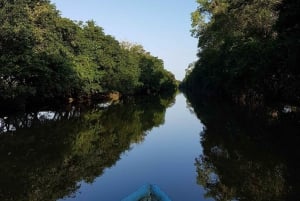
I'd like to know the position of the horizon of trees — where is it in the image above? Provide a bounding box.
[0,0,177,106]
[181,0,300,105]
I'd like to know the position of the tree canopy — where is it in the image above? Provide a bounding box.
[0,0,177,106]
[181,0,300,104]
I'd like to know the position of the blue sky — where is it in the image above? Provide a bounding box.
[50,0,198,80]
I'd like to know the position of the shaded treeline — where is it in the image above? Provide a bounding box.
[182,1,300,199]
[0,93,176,201]
[185,92,300,201]
[0,0,177,107]
[181,0,300,104]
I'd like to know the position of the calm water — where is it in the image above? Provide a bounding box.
[0,93,299,201]
[58,94,209,201]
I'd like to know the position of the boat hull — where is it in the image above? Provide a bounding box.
[121,184,172,201]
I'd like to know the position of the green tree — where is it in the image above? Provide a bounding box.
[0,0,177,107]
[0,0,79,103]
[184,0,299,104]
[272,0,300,101]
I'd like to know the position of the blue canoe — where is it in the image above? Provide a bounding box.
[121,184,172,201]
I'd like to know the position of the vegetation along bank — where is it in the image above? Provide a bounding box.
[181,0,299,105]
[0,0,177,109]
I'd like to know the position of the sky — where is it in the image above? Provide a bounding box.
[50,0,199,80]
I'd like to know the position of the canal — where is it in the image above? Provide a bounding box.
[0,93,298,201]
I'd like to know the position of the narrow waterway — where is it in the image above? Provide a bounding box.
[58,94,208,201]
[1,93,298,201]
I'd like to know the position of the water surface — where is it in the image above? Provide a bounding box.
[58,94,208,201]
[1,93,299,201]
[0,94,210,201]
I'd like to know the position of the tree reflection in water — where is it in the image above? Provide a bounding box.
[185,92,300,201]
[0,94,175,201]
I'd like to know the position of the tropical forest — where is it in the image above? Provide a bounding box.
[181,0,299,105]
[0,0,299,201]
[0,0,177,109]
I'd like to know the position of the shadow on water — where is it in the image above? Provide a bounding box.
[0,94,176,201]
[184,92,300,201]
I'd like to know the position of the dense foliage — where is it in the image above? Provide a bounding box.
[182,0,300,104]
[0,0,177,105]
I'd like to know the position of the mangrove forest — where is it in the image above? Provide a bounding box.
[0,0,177,109]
